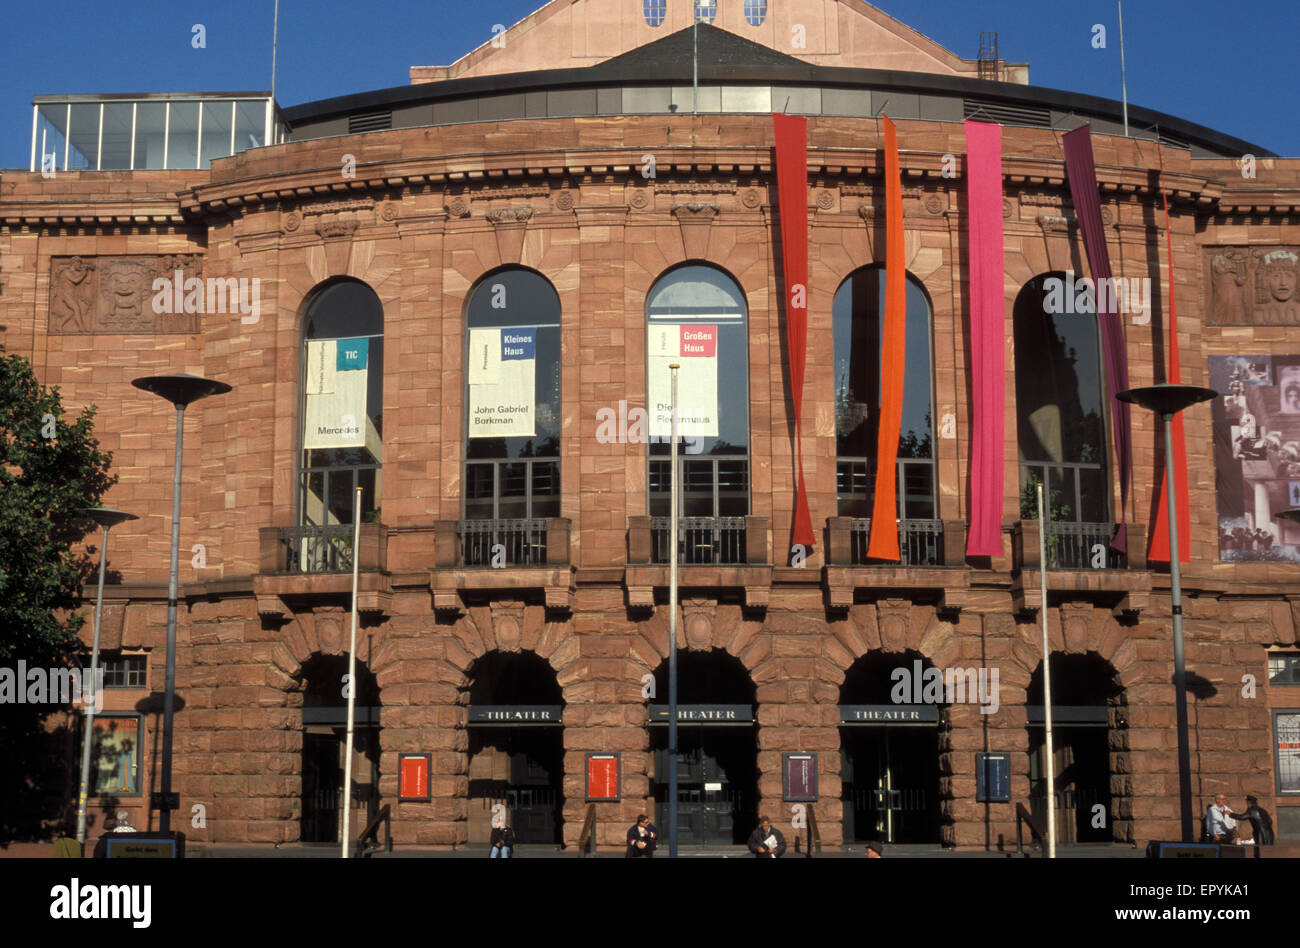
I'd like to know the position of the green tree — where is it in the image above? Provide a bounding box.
[0,347,114,669]
[0,348,114,844]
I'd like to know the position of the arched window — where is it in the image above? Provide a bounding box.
[464,268,562,535]
[694,0,716,25]
[832,266,936,525]
[643,0,666,27]
[743,0,767,27]
[647,264,749,560]
[298,280,383,566]
[1013,273,1109,525]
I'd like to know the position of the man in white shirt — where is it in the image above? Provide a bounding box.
[1206,794,1246,843]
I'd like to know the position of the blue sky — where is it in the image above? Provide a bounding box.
[1,0,1296,168]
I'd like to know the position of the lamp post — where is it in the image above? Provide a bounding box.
[73,506,137,846]
[132,373,232,834]
[1116,382,1216,842]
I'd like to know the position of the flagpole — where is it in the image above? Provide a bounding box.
[1038,482,1057,859]
[341,487,362,858]
[271,0,280,102]
[692,15,698,115]
[668,364,680,858]
[1117,1,1129,136]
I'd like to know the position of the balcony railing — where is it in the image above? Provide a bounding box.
[848,519,944,566]
[279,525,355,573]
[459,518,549,567]
[1042,521,1125,570]
[650,516,747,565]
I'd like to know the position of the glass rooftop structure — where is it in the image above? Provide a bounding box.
[29,93,288,172]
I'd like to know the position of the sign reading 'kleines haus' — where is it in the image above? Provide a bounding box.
[468,327,537,437]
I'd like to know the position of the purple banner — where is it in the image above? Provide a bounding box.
[1063,126,1132,552]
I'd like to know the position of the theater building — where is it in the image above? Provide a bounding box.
[4,0,1300,850]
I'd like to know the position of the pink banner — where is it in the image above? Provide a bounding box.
[964,121,1006,557]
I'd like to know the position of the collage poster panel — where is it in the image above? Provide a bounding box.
[92,716,140,795]
[648,324,719,438]
[1209,354,1300,561]
[303,337,370,449]
[468,327,536,437]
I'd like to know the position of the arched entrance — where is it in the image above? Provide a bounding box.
[648,649,758,846]
[1026,653,1123,843]
[465,651,564,846]
[298,654,381,844]
[839,651,943,844]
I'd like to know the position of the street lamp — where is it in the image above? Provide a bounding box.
[1116,382,1216,843]
[132,373,231,834]
[73,506,137,847]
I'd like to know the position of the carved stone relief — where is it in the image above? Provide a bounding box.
[1207,247,1300,325]
[49,255,203,334]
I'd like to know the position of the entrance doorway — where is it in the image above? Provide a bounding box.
[648,649,758,847]
[839,650,944,845]
[298,654,381,844]
[465,651,565,847]
[1026,653,1122,843]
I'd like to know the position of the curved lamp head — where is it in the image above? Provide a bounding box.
[131,373,232,407]
[1116,383,1217,416]
[1275,508,1300,526]
[75,507,138,530]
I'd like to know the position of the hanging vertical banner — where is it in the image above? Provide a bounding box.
[964,120,1007,558]
[304,337,369,449]
[1063,125,1132,552]
[468,327,536,438]
[773,113,816,549]
[867,115,906,561]
[648,323,719,437]
[1148,154,1191,563]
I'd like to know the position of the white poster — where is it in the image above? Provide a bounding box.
[304,338,371,449]
[469,327,536,437]
[648,324,718,438]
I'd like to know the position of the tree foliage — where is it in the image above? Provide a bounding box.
[0,347,114,669]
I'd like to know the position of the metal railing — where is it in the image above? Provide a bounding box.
[650,516,747,565]
[281,525,355,573]
[1042,521,1125,570]
[459,518,548,566]
[848,519,943,566]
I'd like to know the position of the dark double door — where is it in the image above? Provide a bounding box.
[652,727,757,846]
[468,727,563,845]
[301,726,381,844]
[1028,726,1113,843]
[842,726,940,844]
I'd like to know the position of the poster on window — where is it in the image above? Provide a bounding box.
[468,328,536,437]
[648,324,718,438]
[1276,712,1300,794]
[92,716,140,795]
[1209,355,1300,561]
[303,337,370,449]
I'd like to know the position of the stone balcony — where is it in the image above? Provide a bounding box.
[254,523,392,620]
[1009,519,1151,617]
[428,517,575,616]
[624,515,772,612]
[823,516,971,615]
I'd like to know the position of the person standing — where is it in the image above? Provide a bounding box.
[626,814,658,857]
[747,815,786,858]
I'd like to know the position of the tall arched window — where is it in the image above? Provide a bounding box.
[298,280,384,568]
[832,267,936,529]
[464,269,561,557]
[1013,272,1109,526]
[647,264,749,561]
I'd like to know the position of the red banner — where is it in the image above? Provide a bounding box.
[867,115,906,560]
[773,114,816,549]
[1149,151,1191,563]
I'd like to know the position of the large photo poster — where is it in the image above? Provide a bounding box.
[1210,355,1300,561]
[92,716,140,795]
[468,327,536,437]
[647,323,719,438]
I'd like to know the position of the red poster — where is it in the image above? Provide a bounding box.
[586,754,619,801]
[398,753,430,802]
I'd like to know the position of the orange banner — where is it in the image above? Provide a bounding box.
[867,116,906,560]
